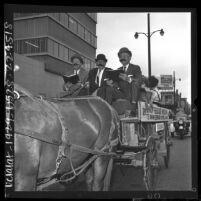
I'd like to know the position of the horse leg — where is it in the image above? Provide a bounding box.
[15,136,41,191]
[91,156,109,191]
[84,166,94,191]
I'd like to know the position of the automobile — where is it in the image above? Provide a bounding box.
[173,110,190,139]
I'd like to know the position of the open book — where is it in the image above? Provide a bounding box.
[104,69,124,82]
[63,74,79,84]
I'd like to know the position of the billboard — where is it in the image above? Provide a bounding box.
[138,102,169,122]
[158,75,173,89]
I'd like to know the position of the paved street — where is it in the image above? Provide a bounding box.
[154,135,192,191]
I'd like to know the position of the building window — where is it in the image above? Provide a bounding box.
[91,35,97,48]
[60,13,66,25]
[39,38,47,52]
[53,41,59,57]
[14,38,48,54]
[78,24,85,39]
[94,36,97,48]
[64,47,69,62]
[69,16,77,34]
[64,13,69,27]
[84,29,91,43]
[48,39,54,55]
[59,44,64,60]
[26,39,36,53]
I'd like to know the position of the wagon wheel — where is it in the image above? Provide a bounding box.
[103,157,114,191]
[143,136,158,191]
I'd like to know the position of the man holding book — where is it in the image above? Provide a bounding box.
[103,47,142,114]
[61,54,88,97]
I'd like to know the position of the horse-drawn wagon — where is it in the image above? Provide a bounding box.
[14,84,171,191]
[113,101,172,190]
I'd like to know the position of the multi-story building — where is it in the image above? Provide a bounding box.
[14,13,97,97]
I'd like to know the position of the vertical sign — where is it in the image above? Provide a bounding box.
[4,6,14,197]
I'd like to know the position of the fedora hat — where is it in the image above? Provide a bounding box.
[118,47,132,57]
[95,54,108,62]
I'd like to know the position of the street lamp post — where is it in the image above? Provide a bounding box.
[134,13,164,79]
[147,13,151,78]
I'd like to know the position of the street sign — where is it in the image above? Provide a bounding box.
[158,75,173,89]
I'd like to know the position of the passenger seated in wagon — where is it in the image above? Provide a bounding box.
[141,75,161,108]
[60,54,89,97]
[97,47,143,117]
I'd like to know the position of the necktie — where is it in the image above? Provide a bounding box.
[96,70,100,86]
[123,66,126,72]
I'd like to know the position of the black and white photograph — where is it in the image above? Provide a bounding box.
[4,4,198,199]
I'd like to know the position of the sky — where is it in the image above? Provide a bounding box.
[96,12,191,104]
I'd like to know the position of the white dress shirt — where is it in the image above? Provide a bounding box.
[96,68,105,87]
[123,63,129,72]
[74,69,80,75]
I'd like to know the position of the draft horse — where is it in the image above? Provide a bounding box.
[14,84,120,191]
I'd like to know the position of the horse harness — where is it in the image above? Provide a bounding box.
[14,89,118,189]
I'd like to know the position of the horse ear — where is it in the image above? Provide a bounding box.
[14,65,20,72]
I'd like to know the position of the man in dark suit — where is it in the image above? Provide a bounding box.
[87,54,111,97]
[103,47,142,109]
[60,54,88,97]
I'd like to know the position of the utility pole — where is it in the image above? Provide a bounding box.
[147,13,151,78]
[173,71,176,112]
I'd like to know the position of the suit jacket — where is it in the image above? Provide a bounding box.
[87,67,111,94]
[117,63,142,99]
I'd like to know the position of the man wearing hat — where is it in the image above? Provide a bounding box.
[103,47,142,111]
[61,53,88,97]
[87,54,111,96]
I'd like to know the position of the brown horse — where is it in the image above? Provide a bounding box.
[14,84,120,191]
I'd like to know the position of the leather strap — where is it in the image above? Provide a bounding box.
[15,128,62,146]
